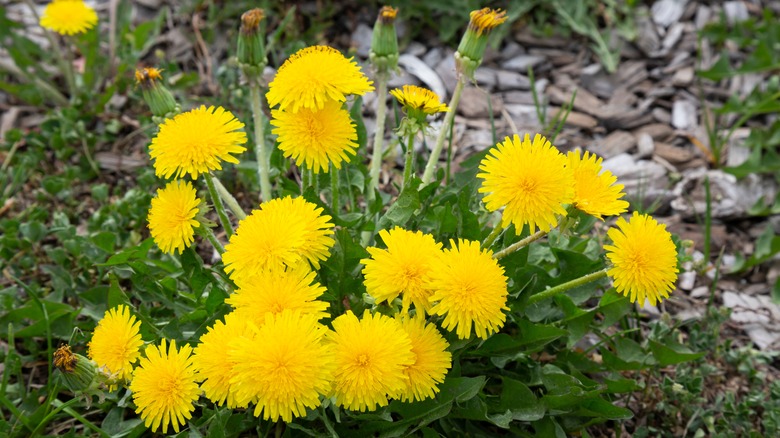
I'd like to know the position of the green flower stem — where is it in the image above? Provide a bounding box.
[22,0,77,99]
[204,173,234,239]
[422,79,465,184]
[211,176,247,220]
[526,269,609,306]
[367,71,389,201]
[331,164,340,214]
[402,131,416,189]
[493,229,548,260]
[197,225,226,254]
[481,223,504,249]
[250,84,273,202]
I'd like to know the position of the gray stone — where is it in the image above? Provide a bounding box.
[636,133,655,159]
[589,131,637,158]
[351,23,373,58]
[672,66,695,86]
[398,54,447,100]
[404,41,427,57]
[435,53,458,95]
[671,99,697,130]
[474,67,497,90]
[652,0,688,28]
[422,48,443,68]
[501,55,545,72]
[495,70,531,91]
[723,1,750,24]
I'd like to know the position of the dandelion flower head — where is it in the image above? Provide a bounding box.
[567,150,629,220]
[227,263,330,323]
[87,304,143,385]
[148,180,202,255]
[390,85,449,120]
[478,133,575,233]
[229,311,334,422]
[397,317,451,402]
[468,8,508,35]
[327,311,414,411]
[266,45,374,113]
[271,99,358,173]
[192,312,253,408]
[604,212,679,306]
[149,105,247,180]
[40,0,98,35]
[428,239,509,339]
[223,196,335,284]
[361,227,443,315]
[130,339,199,434]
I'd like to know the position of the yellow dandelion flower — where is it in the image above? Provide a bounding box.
[361,227,443,314]
[604,212,679,306]
[223,196,335,284]
[567,150,629,220]
[130,339,199,434]
[134,67,164,85]
[40,0,98,36]
[478,133,575,233]
[270,99,358,173]
[227,264,330,323]
[428,239,509,339]
[149,105,247,179]
[87,305,143,387]
[229,311,334,422]
[192,313,253,408]
[468,8,508,35]
[266,45,374,113]
[327,310,414,412]
[390,85,449,118]
[397,317,451,402]
[148,180,202,255]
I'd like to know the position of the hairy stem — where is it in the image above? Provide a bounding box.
[422,79,465,184]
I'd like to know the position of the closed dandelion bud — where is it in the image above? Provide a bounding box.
[369,6,399,72]
[135,67,179,119]
[237,8,267,76]
[54,345,98,393]
[455,8,507,80]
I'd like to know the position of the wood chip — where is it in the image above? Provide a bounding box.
[550,108,598,129]
[590,131,637,158]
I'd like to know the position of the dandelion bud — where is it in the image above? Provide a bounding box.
[54,345,98,393]
[369,6,399,73]
[135,67,179,118]
[237,8,267,75]
[455,8,507,80]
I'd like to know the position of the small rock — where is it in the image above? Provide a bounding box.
[671,99,697,130]
[636,13,662,55]
[554,110,598,129]
[501,41,524,59]
[422,48,443,68]
[474,67,497,90]
[690,286,710,299]
[351,23,373,58]
[694,5,712,29]
[602,153,669,190]
[398,54,447,100]
[654,142,694,164]
[501,54,545,72]
[636,133,655,159]
[725,128,751,167]
[590,131,637,158]
[495,70,531,91]
[672,66,694,86]
[458,87,503,119]
[678,271,696,291]
[662,22,685,50]
[634,123,674,141]
[652,107,672,124]
[502,91,535,105]
[387,71,420,90]
[670,168,779,219]
[723,1,749,24]
[404,41,427,57]
[652,0,688,28]
[504,104,540,129]
[435,53,458,95]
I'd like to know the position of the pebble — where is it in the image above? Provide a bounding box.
[636,133,655,159]
[590,130,637,158]
[351,23,373,58]
[501,55,545,72]
[495,70,531,91]
[723,1,750,24]
[652,107,672,124]
[474,67,497,90]
[398,54,447,100]
[671,99,697,130]
[652,0,688,28]
[404,41,427,57]
[435,53,458,95]
[672,66,695,86]
[459,87,503,119]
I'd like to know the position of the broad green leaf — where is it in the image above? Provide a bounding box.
[648,339,705,366]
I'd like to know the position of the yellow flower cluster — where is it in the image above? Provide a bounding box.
[268,45,373,173]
